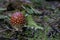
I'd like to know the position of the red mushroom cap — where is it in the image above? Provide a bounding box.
[10,12,25,25]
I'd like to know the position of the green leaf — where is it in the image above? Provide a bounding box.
[22,5,42,15]
[31,7,42,14]
[0,8,6,10]
[26,15,43,30]
[0,15,7,19]
[22,5,34,14]
[0,8,6,13]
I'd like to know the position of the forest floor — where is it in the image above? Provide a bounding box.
[0,0,60,40]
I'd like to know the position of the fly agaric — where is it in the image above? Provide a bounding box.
[10,12,25,31]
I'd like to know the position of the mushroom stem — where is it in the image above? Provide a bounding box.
[12,25,23,31]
